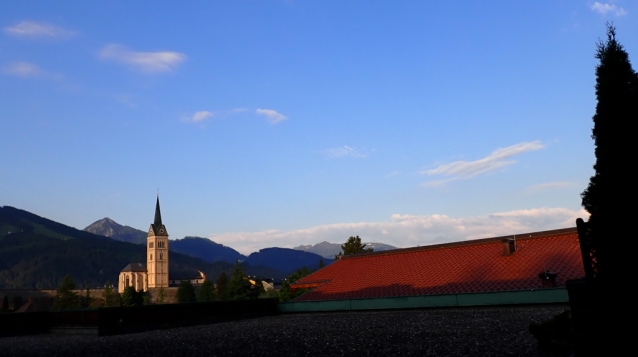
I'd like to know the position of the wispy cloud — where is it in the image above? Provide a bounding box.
[99,44,186,73]
[526,181,578,194]
[321,145,370,158]
[192,111,213,122]
[182,108,248,123]
[3,21,76,38]
[421,141,544,186]
[2,61,63,80]
[207,207,587,255]
[590,2,628,16]
[256,108,287,124]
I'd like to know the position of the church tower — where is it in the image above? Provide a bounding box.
[147,196,169,288]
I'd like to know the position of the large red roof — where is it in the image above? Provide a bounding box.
[291,228,584,302]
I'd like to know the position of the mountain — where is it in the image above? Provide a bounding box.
[293,241,398,259]
[84,218,147,245]
[85,220,246,264]
[170,236,246,263]
[244,248,332,274]
[0,206,287,288]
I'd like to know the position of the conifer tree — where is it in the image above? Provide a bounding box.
[157,286,165,304]
[197,280,216,302]
[224,261,252,300]
[318,259,325,269]
[102,281,119,307]
[121,286,144,306]
[177,280,197,303]
[334,236,373,260]
[1,295,8,312]
[215,271,229,300]
[82,286,94,308]
[279,267,312,302]
[52,274,80,310]
[581,23,638,283]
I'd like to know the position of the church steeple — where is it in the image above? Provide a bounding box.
[154,196,162,226]
[148,196,168,237]
[147,195,169,289]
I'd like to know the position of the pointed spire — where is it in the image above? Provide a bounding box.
[154,196,162,227]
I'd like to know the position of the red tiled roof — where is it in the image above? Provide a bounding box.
[291,228,584,302]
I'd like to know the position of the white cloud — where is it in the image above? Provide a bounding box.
[3,21,76,38]
[192,111,213,122]
[421,141,544,185]
[182,108,249,123]
[322,145,369,158]
[2,61,63,80]
[99,44,186,72]
[526,181,578,194]
[256,108,287,124]
[590,2,628,16]
[207,207,588,255]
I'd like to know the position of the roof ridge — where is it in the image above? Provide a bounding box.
[340,227,577,260]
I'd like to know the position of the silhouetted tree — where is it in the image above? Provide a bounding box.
[12,296,24,311]
[102,281,119,307]
[197,280,216,302]
[334,236,373,260]
[215,271,229,300]
[157,287,165,304]
[121,286,144,306]
[581,23,638,283]
[225,261,252,300]
[177,281,197,303]
[279,267,312,302]
[318,259,325,269]
[52,274,80,310]
[81,286,94,308]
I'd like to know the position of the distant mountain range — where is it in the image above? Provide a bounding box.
[0,206,286,289]
[244,248,333,273]
[293,241,398,259]
[83,218,331,272]
[170,236,246,264]
[84,218,147,244]
[0,207,402,288]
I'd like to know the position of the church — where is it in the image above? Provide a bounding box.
[118,197,205,293]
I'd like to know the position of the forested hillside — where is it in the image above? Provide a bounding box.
[0,206,286,288]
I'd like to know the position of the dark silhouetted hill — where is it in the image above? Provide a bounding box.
[244,248,332,274]
[0,206,286,288]
[170,236,246,263]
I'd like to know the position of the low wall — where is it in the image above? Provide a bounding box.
[279,288,569,313]
[0,289,110,311]
[0,287,186,311]
[0,298,279,337]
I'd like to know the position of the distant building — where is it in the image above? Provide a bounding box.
[290,228,584,301]
[118,197,205,293]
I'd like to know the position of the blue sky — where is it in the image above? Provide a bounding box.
[1,1,636,254]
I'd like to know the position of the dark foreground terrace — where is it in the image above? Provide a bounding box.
[0,305,565,357]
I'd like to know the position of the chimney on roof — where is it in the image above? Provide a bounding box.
[502,237,517,256]
[538,270,558,288]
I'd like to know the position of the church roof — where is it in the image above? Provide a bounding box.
[290,228,584,302]
[121,263,147,272]
[149,196,168,236]
[154,196,162,226]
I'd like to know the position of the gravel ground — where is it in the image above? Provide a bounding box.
[0,306,565,357]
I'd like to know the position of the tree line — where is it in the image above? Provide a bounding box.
[42,235,373,309]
